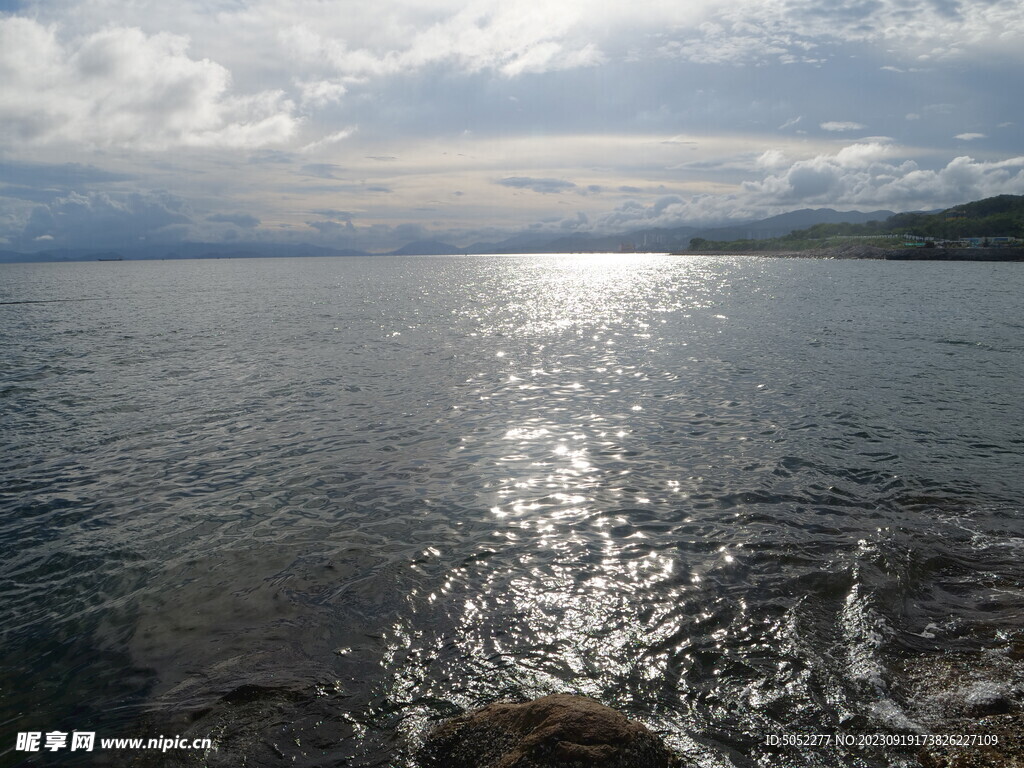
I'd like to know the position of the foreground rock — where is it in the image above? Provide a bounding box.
[417,694,683,768]
[895,649,1024,768]
[917,711,1024,768]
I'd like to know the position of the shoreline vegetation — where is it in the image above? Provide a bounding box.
[5,194,1024,264]
[675,194,1024,260]
[673,244,1024,260]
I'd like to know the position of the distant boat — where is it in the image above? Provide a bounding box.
[96,254,124,261]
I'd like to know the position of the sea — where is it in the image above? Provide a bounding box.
[1,253,1022,767]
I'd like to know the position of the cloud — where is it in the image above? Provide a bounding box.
[299,163,344,179]
[657,20,820,66]
[300,127,357,153]
[954,132,986,141]
[497,176,577,193]
[0,161,134,188]
[653,0,1024,65]
[309,209,353,220]
[3,0,1023,251]
[589,193,737,232]
[207,212,260,228]
[307,219,355,236]
[742,145,1024,208]
[575,145,1024,235]
[820,121,866,132]
[278,1,605,80]
[0,18,299,149]
[15,190,193,249]
[297,79,347,108]
[756,149,789,169]
[394,222,427,241]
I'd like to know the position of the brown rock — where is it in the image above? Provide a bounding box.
[917,711,1024,768]
[895,650,1024,768]
[417,694,683,768]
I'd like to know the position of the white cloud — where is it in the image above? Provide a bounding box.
[820,121,866,132]
[22,0,1024,86]
[578,144,1024,234]
[742,146,1024,209]
[3,0,1023,247]
[300,127,358,153]
[297,80,348,109]
[954,133,986,141]
[0,18,299,150]
[651,0,1024,66]
[277,0,604,80]
[757,149,789,169]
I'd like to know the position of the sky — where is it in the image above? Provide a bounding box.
[1,0,1023,252]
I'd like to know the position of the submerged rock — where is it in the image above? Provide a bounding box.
[916,711,1024,768]
[417,694,683,768]
[895,650,1024,768]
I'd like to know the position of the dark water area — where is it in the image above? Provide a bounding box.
[1,254,1022,767]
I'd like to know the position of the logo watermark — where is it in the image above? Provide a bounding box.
[15,731,214,753]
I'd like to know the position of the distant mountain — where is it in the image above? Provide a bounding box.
[465,227,700,254]
[463,209,897,254]
[153,242,369,259]
[3,199,1014,264]
[386,239,461,256]
[694,208,897,243]
[0,242,370,263]
[464,231,565,254]
[688,194,1024,252]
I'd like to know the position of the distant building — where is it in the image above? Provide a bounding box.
[960,236,1017,247]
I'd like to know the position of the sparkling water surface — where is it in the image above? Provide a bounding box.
[1,254,1022,767]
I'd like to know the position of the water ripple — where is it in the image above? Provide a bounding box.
[1,256,1022,767]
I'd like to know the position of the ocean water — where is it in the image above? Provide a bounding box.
[1,253,1022,767]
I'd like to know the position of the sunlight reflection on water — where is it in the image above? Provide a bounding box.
[2,255,1023,768]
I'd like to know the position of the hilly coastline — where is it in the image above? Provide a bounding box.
[2,195,1022,263]
[685,194,1024,259]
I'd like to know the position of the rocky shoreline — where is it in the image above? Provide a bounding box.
[679,245,1024,260]
[417,694,682,768]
